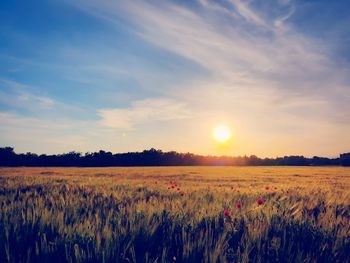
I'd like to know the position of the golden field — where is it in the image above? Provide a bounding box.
[0,167,350,262]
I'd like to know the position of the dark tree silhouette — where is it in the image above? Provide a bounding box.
[340,153,350,166]
[0,147,344,167]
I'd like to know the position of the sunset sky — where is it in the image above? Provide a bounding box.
[1,0,350,157]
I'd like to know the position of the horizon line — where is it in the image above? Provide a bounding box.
[2,146,348,160]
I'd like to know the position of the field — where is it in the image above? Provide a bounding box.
[0,167,350,263]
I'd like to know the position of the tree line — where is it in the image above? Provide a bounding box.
[1,147,349,166]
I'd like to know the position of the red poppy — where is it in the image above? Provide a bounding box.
[171,185,175,189]
[231,186,234,190]
[257,198,264,205]
[180,193,184,196]
[177,188,180,191]
[224,210,231,216]
[265,186,269,190]
[236,202,242,209]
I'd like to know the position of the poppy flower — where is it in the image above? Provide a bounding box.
[236,202,242,209]
[180,193,184,196]
[265,186,269,190]
[257,198,264,205]
[231,186,234,190]
[177,188,180,191]
[171,185,175,189]
[224,210,231,216]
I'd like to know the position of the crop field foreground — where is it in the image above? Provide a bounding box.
[0,167,350,263]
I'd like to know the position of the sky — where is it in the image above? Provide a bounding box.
[1,0,350,157]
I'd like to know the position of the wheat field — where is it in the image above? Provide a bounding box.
[0,167,349,262]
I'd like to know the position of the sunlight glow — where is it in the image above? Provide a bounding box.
[213,125,232,143]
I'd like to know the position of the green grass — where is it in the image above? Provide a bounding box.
[0,167,350,262]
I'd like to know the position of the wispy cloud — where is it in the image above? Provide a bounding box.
[0,111,118,154]
[0,78,92,119]
[72,0,338,84]
[98,98,191,129]
[67,0,350,156]
[229,0,269,28]
[73,0,349,109]
[1,0,349,156]
[0,111,87,153]
[0,79,54,110]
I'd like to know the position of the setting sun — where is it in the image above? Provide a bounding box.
[213,125,232,143]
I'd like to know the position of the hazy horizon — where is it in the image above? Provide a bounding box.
[1,0,350,157]
[2,145,346,159]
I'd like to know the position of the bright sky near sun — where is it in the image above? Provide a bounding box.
[1,0,350,157]
[213,126,232,143]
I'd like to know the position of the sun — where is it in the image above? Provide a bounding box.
[213,125,232,143]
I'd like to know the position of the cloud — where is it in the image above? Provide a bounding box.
[0,111,124,154]
[70,0,339,87]
[2,0,350,156]
[0,112,68,130]
[59,0,350,156]
[0,78,92,119]
[229,0,269,28]
[75,0,348,108]
[0,111,89,153]
[98,98,191,129]
[0,79,54,110]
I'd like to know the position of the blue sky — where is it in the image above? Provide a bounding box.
[1,0,350,157]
